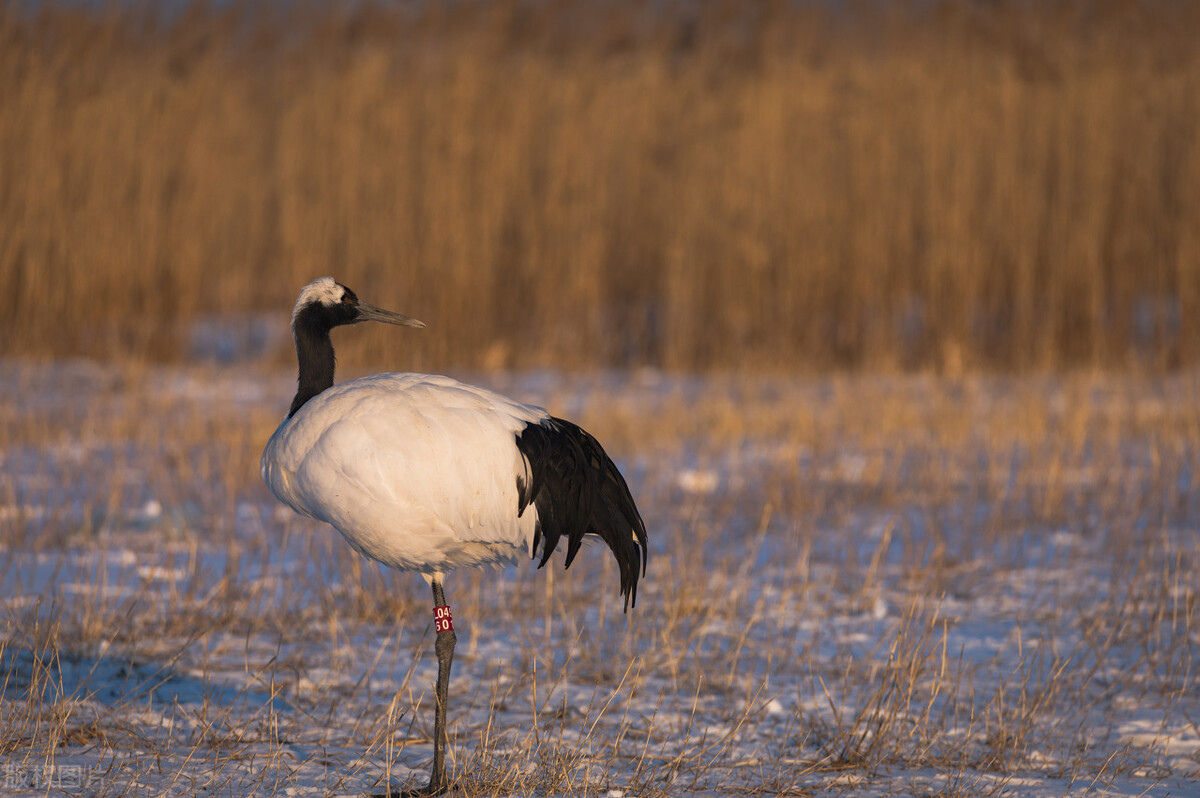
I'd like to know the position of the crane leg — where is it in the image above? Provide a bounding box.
[372,573,456,797]
[427,575,456,795]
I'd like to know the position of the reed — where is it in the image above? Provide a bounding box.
[2,0,1198,372]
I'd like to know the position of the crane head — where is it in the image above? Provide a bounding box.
[291,276,426,334]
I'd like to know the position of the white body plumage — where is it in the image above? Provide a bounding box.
[262,373,549,573]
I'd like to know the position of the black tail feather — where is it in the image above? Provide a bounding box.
[515,416,648,610]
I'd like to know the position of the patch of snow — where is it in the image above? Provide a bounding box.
[676,469,720,494]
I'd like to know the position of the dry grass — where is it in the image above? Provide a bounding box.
[3,0,1200,372]
[2,361,1198,794]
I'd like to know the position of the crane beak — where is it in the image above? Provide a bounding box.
[356,302,426,329]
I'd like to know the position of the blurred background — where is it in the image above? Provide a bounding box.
[2,0,1198,374]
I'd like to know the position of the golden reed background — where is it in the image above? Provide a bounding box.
[2,0,1199,372]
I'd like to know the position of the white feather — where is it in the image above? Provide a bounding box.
[262,373,549,573]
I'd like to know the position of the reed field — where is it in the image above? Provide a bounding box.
[2,1,1200,796]
[2,0,1200,372]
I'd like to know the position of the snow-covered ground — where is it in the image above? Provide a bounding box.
[2,360,1198,796]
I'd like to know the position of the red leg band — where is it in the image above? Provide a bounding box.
[434,604,453,633]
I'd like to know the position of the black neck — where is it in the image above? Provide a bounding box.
[289,312,336,418]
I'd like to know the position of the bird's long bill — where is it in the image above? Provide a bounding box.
[357,302,426,329]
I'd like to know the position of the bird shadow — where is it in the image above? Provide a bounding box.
[1,644,280,712]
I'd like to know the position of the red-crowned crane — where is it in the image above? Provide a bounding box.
[261,277,647,796]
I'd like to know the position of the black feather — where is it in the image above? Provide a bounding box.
[514,417,648,610]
